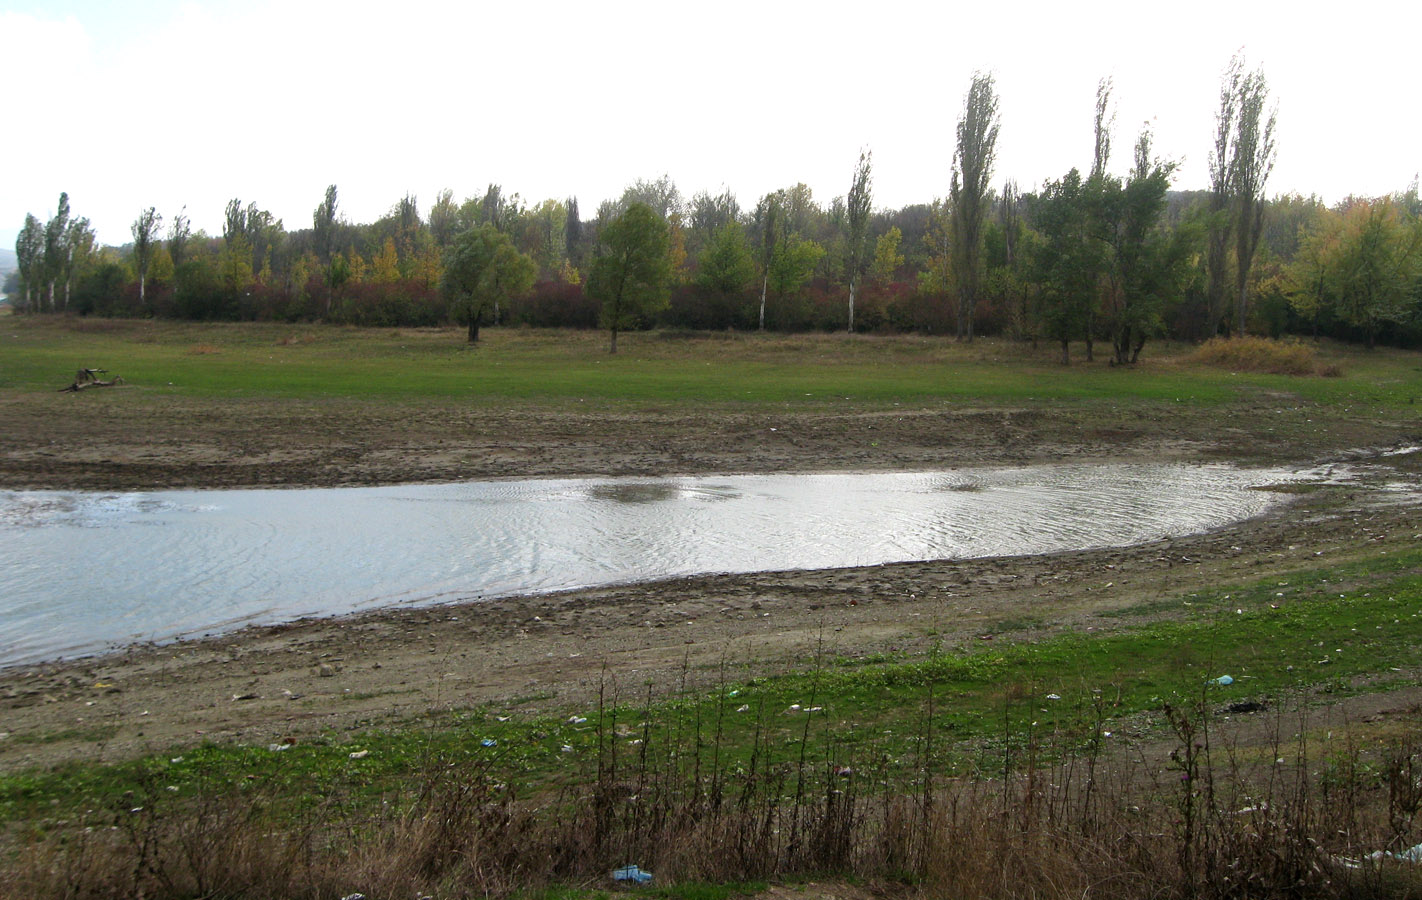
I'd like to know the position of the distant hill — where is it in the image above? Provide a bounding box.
[0,247,15,269]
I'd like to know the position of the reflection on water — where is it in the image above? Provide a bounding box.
[587,482,682,504]
[0,464,1304,665]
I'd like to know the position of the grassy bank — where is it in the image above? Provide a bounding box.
[3,317,1419,409]
[3,549,1421,898]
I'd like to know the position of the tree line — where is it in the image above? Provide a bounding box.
[9,58,1422,356]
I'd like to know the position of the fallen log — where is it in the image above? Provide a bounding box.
[60,375,124,392]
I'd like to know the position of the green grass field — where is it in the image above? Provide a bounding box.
[4,317,1420,410]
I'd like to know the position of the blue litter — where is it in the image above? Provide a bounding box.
[612,865,654,884]
[481,738,497,747]
[1212,675,1234,686]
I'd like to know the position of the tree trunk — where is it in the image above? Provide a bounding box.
[139,273,146,305]
[610,325,619,354]
[848,278,856,333]
[1085,335,1094,362]
[467,317,480,343]
[759,274,768,331]
[1060,339,1070,365]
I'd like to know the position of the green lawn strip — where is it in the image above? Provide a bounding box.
[5,320,1419,408]
[3,559,1419,831]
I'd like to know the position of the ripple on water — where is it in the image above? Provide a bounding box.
[0,463,1311,665]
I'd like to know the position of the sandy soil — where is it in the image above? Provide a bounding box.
[1,391,1419,773]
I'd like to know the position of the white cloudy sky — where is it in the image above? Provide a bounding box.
[3,0,1419,249]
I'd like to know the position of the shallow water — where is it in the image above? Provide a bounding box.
[0,464,1299,664]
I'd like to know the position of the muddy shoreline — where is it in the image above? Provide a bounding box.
[1,393,1419,773]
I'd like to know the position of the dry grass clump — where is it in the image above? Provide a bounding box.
[185,343,222,355]
[1190,336,1342,377]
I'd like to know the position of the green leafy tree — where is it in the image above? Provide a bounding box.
[1321,200,1421,347]
[440,224,536,343]
[313,184,339,264]
[1098,130,1198,364]
[131,207,162,305]
[428,188,460,249]
[1229,58,1277,336]
[167,209,191,269]
[844,150,873,332]
[14,214,43,311]
[695,221,756,298]
[753,193,785,330]
[950,72,1001,341]
[1205,59,1240,336]
[766,234,826,318]
[1033,169,1103,364]
[587,203,671,353]
[42,192,70,311]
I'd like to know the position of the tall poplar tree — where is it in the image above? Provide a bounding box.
[1205,58,1240,336]
[313,184,339,264]
[15,215,43,311]
[1230,60,1277,336]
[42,193,70,312]
[131,208,162,305]
[844,149,873,333]
[950,72,1001,341]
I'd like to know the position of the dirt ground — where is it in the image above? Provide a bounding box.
[1,390,1420,773]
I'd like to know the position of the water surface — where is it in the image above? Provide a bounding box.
[0,464,1298,664]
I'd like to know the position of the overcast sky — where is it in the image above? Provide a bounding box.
[4,0,1419,249]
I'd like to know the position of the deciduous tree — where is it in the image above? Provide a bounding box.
[950,73,1001,341]
[1033,169,1102,364]
[1229,58,1277,336]
[695,221,756,299]
[587,203,671,353]
[844,150,873,332]
[440,224,536,343]
[131,207,162,305]
[313,184,339,264]
[1205,58,1240,336]
[42,192,70,311]
[14,214,43,311]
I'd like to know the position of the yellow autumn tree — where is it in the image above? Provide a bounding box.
[371,237,401,284]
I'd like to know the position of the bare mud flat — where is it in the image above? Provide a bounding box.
[0,393,1419,772]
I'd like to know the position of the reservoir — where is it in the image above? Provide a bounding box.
[0,464,1299,665]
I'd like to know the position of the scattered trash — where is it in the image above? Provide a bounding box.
[348,750,369,760]
[561,744,574,753]
[737,704,750,712]
[612,865,654,884]
[341,894,368,900]
[834,766,853,777]
[1337,842,1422,868]
[231,692,259,701]
[1045,693,1061,700]
[481,738,497,747]
[269,743,291,752]
[568,715,587,724]
[1377,843,1422,863]
[1211,675,1234,686]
